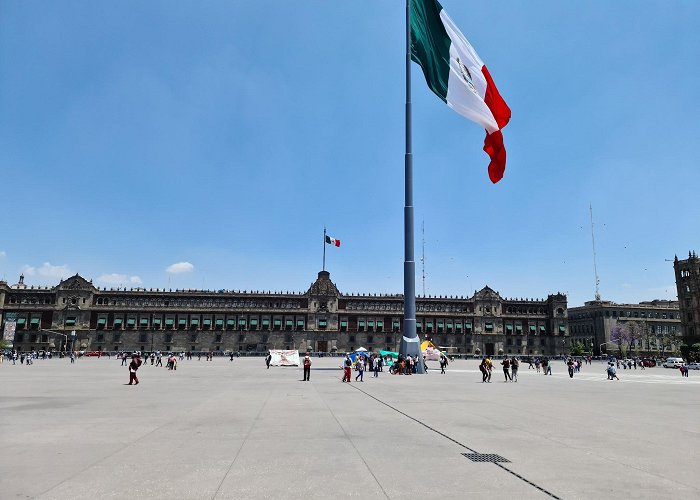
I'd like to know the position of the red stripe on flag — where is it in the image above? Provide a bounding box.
[481,65,511,130]
[335,240,341,247]
[483,130,506,184]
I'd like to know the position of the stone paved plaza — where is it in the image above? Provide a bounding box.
[1,356,698,499]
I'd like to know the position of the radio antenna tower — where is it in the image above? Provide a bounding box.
[590,204,601,301]
[421,219,426,296]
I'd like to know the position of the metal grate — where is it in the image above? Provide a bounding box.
[462,453,510,463]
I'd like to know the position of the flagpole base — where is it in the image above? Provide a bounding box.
[400,335,425,374]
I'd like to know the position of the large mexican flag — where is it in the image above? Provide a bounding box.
[410,0,511,183]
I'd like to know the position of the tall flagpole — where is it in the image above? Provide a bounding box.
[401,0,424,373]
[323,227,327,271]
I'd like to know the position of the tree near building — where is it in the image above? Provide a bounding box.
[610,324,629,357]
[626,321,645,356]
[569,341,585,356]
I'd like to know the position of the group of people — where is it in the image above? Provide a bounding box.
[527,357,554,375]
[340,352,391,382]
[479,356,521,382]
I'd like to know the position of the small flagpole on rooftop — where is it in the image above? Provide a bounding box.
[401,0,424,373]
[323,227,327,272]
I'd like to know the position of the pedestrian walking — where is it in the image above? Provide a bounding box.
[501,357,512,382]
[302,354,312,381]
[479,358,489,383]
[70,351,75,364]
[342,354,352,382]
[567,358,575,378]
[511,357,519,382]
[128,354,142,385]
[439,354,448,374]
[486,356,493,382]
[265,352,272,369]
[355,356,365,382]
[373,355,380,377]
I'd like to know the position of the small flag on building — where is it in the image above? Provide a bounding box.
[410,0,511,183]
[325,235,341,247]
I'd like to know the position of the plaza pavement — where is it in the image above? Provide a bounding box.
[1,356,698,499]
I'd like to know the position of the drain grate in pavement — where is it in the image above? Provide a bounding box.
[462,453,510,463]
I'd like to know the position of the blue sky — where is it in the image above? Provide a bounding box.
[1,0,698,307]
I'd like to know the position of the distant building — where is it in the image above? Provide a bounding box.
[674,251,700,346]
[568,299,680,356]
[0,272,569,356]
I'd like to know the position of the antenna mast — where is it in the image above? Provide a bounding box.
[590,204,601,301]
[421,219,426,296]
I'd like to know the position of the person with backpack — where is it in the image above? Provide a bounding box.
[342,354,352,382]
[479,358,489,383]
[501,357,512,382]
[439,354,448,374]
[511,357,519,382]
[302,354,312,381]
[127,354,142,385]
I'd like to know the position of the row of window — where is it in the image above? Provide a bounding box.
[94,315,309,331]
[570,324,678,335]
[93,297,303,309]
[572,310,677,320]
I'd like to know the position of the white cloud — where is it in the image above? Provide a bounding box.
[646,285,677,300]
[22,262,72,279]
[166,262,194,274]
[0,251,6,258]
[97,273,143,285]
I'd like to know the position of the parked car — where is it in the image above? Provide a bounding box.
[662,357,685,368]
[641,358,656,368]
[687,362,700,370]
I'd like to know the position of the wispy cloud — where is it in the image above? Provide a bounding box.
[166,261,194,274]
[0,251,6,258]
[22,262,72,280]
[97,273,142,285]
[646,285,677,299]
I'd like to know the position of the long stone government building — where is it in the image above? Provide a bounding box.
[1,272,569,356]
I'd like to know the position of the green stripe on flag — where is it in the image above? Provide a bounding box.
[410,0,450,102]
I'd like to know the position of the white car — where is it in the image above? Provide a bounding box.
[687,362,700,370]
[662,357,685,368]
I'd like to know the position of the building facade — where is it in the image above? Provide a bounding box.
[1,272,569,356]
[568,299,681,356]
[674,251,700,346]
